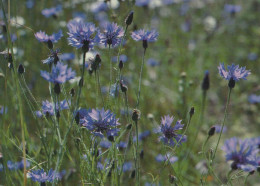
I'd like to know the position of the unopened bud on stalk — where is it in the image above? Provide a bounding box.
[208,126,216,137]
[202,70,210,91]
[125,11,134,26]
[18,64,25,74]
[132,109,140,122]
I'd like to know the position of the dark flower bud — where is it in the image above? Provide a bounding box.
[54,54,59,65]
[91,54,102,72]
[249,170,255,175]
[47,40,53,49]
[18,64,25,74]
[140,149,144,159]
[126,123,132,130]
[54,83,61,94]
[130,170,135,178]
[231,162,238,170]
[119,60,124,70]
[95,54,102,64]
[75,112,80,125]
[56,110,60,119]
[79,78,84,87]
[108,135,114,142]
[228,78,235,89]
[208,126,216,137]
[82,40,89,53]
[70,88,75,97]
[169,174,176,184]
[201,71,210,91]
[120,80,128,93]
[132,109,140,122]
[143,40,148,49]
[125,11,134,26]
[189,107,195,118]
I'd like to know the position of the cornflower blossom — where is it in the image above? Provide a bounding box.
[90,1,108,13]
[133,130,150,142]
[248,94,260,104]
[80,108,120,139]
[42,49,60,65]
[135,0,150,7]
[41,5,62,18]
[157,115,187,147]
[35,30,63,43]
[40,62,76,84]
[131,29,158,48]
[224,4,241,14]
[99,22,124,48]
[0,159,30,171]
[28,169,60,183]
[155,154,178,164]
[35,100,70,118]
[59,53,75,61]
[121,162,133,172]
[99,140,112,148]
[146,58,159,67]
[117,141,127,150]
[218,63,251,81]
[67,20,99,52]
[222,137,259,172]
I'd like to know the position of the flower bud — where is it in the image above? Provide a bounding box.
[75,112,80,125]
[120,80,128,93]
[79,78,84,87]
[189,107,195,118]
[130,170,135,178]
[201,71,210,91]
[208,126,215,137]
[169,174,176,184]
[132,109,140,122]
[126,123,132,130]
[70,88,75,97]
[119,60,124,70]
[47,40,53,49]
[125,11,134,26]
[140,149,144,159]
[54,83,61,94]
[18,64,25,74]
[228,78,235,89]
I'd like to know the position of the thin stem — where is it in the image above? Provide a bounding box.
[212,88,232,161]
[136,48,146,108]
[107,45,112,105]
[96,69,105,107]
[135,120,140,186]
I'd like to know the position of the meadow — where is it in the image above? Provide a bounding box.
[0,0,260,185]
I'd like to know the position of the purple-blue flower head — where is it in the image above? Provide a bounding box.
[131,29,158,48]
[224,4,241,14]
[41,62,76,84]
[157,115,187,147]
[218,63,251,81]
[42,5,62,18]
[248,94,260,104]
[28,169,60,183]
[67,20,99,52]
[122,162,133,172]
[91,1,108,13]
[42,49,60,65]
[100,140,112,148]
[117,141,127,150]
[35,99,70,118]
[80,108,120,139]
[146,58,159,67]
[135,0,150,7]
[112,54,127,63]
[60,53,75,61]
[155,154,178,164]
[133,130,150,142]
[222,137,259,172]
[99,22,124,48]
[35,30,63,43]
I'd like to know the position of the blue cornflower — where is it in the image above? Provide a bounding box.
[222,137,259,171]
[155,154,178,164]
[224,4,241,14]
[41,62,76,84]
[35,99,70,118]
[42,49,60,65]
[117,141,127,150]
[214,125,227,133]
[250,137,260,150]
[42,5,62,18]
[67,20,99,52]
[26,0,34,9]
[35,30,63,43]
[135,0,150,7]
[248,94,260,104]
[122,162,133,172]
[131,29,158,48]
[60,53,75,61]
[100,140,112,148]
[112,54,127,63]
[157,115,187,147]
[28,169,60,183]
[99,22,124,48]
[146,58,159,67]
[133,130,150,142]
[80,108,120,139]
[0,106,7,114]
[218,63,251,82]
[90,1,108,13]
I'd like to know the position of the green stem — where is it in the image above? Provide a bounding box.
[135,120,140,186]
[136,49,146,108]
[212,88,232,161]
